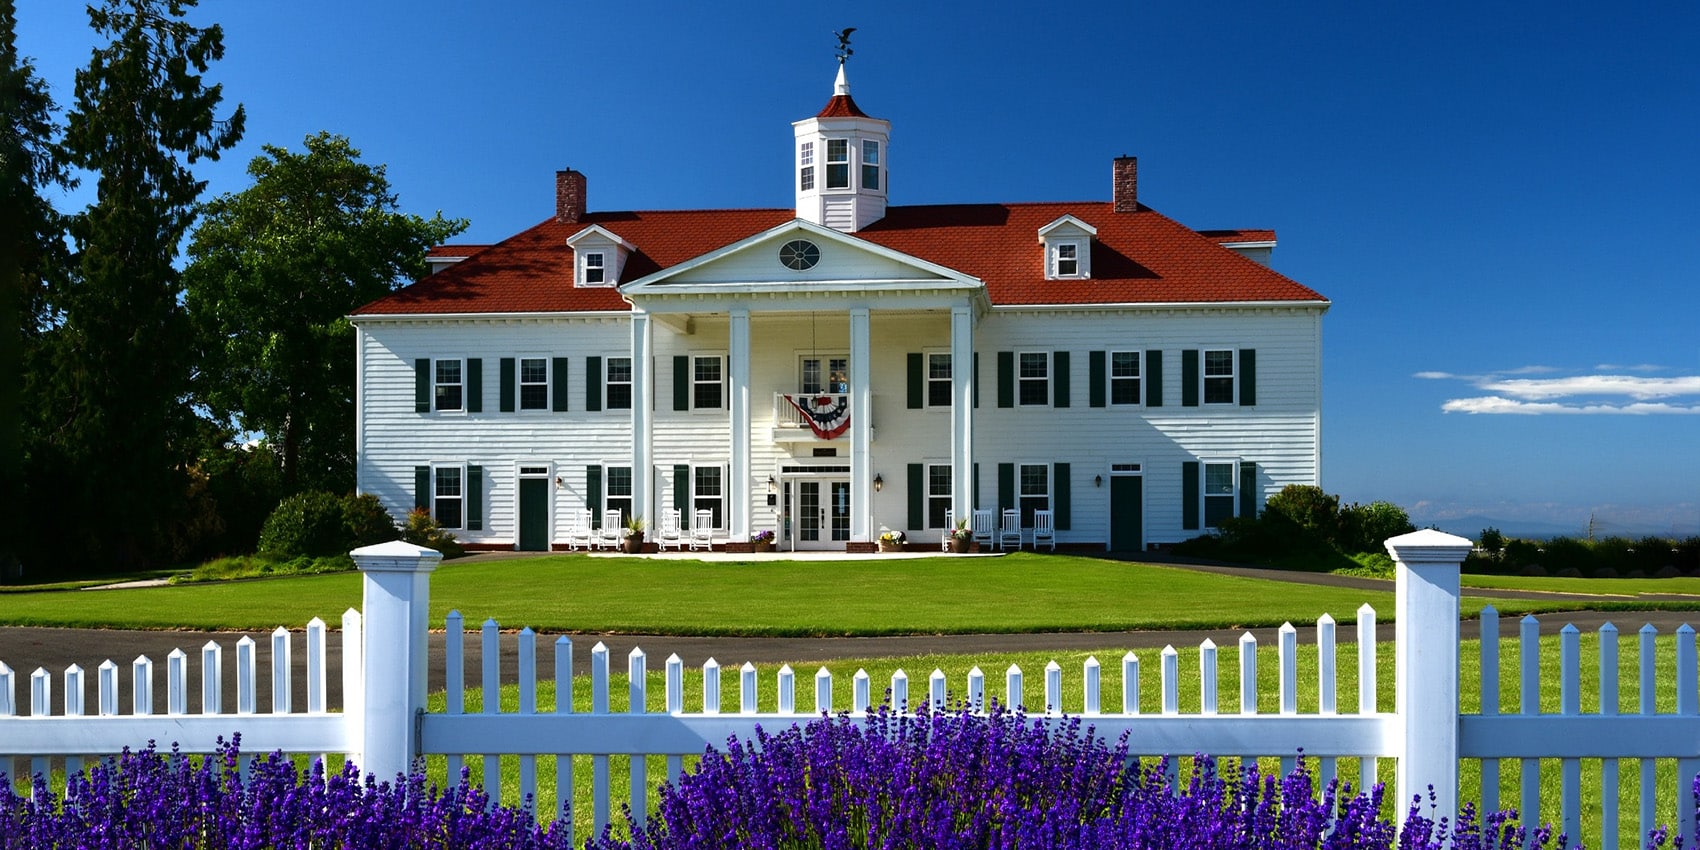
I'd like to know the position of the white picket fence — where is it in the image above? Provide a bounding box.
[3,532,1699,850]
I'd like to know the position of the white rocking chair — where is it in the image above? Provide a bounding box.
[598,509,623,550]
[998,508,1023,551]
[941,509,954,552]
[657,508,685,551]
[566,508,594,551]
[971,509,996,551]
[1031,509,1056,552]
[689,509,715,551]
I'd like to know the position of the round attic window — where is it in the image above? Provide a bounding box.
[778,239,821,271]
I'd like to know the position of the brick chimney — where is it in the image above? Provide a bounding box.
[555,169,586,223]
[1112,156,1138,213]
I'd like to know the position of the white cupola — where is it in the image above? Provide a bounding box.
[792,61,890,232]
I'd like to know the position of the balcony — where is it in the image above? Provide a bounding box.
[771,392,868,443]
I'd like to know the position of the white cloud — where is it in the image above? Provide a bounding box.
[1442,396,1700,415]
[1421,364,1700,415]
[1595,363,1665,373]
[1413,371,1455,380]
[1477,375,1700,401]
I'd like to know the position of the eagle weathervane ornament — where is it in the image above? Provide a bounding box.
[834,28,855,64]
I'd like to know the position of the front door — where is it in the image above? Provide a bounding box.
[1109,474,1143,553]
[518,477,550,551]
[793,478,851,550]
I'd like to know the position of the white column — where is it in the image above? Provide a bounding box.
[849,307,872,542]
[630,312,653,526]
[728,308,752,540]
[1387,528,1471,831]
[351,540,441,780]
[950,305,974,523]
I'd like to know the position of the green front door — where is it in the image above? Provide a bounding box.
[1109,475,1143,552]
[518,478,549,551]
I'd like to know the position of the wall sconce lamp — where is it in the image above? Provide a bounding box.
[873,473,884,492]
[767,475,776,493]
[1095,475,1103,487]
[555,476,563,487]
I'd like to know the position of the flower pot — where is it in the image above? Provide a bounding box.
[878,540,899,553]
[752,539,774,553]
[949,537,971,554]
[621,534,645,554]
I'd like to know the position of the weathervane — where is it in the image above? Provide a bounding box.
[834,28,856,65]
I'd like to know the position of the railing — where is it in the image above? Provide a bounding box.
[771,392,850,436]
[4,533,1700,850]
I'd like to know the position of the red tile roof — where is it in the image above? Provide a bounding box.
[426,244,491,259]
[1196,229,1275,245]
[355,203,1325,316]
[815,94,870,118]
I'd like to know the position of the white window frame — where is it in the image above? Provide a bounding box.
[692,353,725,412]
[580,251,606,286]
[1203,348,1236,405]
[604,464,633,525]
[693,464,725,529]
[518,356,550,411]
[432,463,465,530]
[861,139,881,191]
[825,139,850,189]
[433,358,464,413]
[1017,351,1050,407]
[1017,463,1050,527]
[1203,459,1238,529]
[926,462,952,529]
[1051,240,1084,278]
[799,141,815,191]
[606,356,633,410]
[926,351,952,408]
[1109,350,1141,406]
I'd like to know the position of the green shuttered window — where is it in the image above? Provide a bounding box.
[552,357,570,411]
[1053,462,1071,530]
[1053,351,1070,407]
[907,463,925,530]
[673,355,690,411]
[907,353,924,409]
[1181,350,1199,407]
[1182,461,1200,530]
[414,360,430,412]
[1089,351,1106,408]
[585,356,603,412]
[1239,349,1256,406]
[499,358,516,412]
[466,359,482,412]
[996,352,1015,408]
[1146,350,1163,407]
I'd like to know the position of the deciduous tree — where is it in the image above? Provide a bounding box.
[185,132,466,492]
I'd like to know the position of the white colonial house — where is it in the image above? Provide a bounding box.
[351,63,1329,553]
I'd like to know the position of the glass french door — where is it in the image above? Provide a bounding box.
[801,356,849,394]
[793,478,851,550]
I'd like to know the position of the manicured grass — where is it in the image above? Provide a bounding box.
[0,552,1672,634]
[1463,573,1700,597]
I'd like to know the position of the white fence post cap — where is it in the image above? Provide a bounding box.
[351,540,443,572]
[1384,528,1473,563]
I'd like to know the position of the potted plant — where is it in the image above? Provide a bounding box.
[877,527,906,553]
[750,529,776,552]
[949,519,973,553]
[621,515,647,554]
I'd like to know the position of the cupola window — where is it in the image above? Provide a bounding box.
[799,142,815,191]
[861,140,880,190]
[825,139,850,189]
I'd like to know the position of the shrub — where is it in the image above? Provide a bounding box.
[1264,484,1340,542]
[1337,501,1415,555]
[402,507,464,558]
[256,490,349,558]
[343,492,399,548]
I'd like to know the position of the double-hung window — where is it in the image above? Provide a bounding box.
[434,359,463,411]
[582,251,605,285]
[861,140,880,190]
[1110,351,1140,405]
[606,356,632,409]
[927,353,952,407]
[1054,242,1080,277]
[825,139,850,189]
[434,466,463,529]
[1018,464,1049,526]
[605,466,633,525]
[1204,462,1236,528]
[519,358,548,410]
[927,464,952,528]
[1017,352,1049,406]
[799,141,815,191]
[1203,349,1235,404]
[694,355,724,410]
[694,466,724,528]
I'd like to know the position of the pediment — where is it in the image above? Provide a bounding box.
[621,219,980,296]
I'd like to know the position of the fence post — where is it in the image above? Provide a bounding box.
[1386,528,1472,829]
[351,540,442,781]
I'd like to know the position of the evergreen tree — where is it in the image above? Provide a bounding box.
[186,133,466,493]
[38,0,243,571]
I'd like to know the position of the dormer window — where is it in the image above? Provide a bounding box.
[567,224,636,288]
[582,252,605,284]
[825,139,850,189]
[799,142,815,191]
[1038,215,1098,280]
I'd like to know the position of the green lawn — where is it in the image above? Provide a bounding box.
[0,552,1682,634]
[1463,572,1700,597]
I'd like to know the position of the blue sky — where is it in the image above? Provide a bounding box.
[18,0,1700,537]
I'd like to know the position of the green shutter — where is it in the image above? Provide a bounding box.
[1239,349,1257,406]
[907,463,924,530]
[415,359,430,412]
[972,352,980,408]
[585,356,602,412]
[997,352,1014,408]
[1182,461,1200,530]
[674,465,691,528]
[1181,350,1199,407]
[552,357,570,412]
[1053,462,1071,530]
[1240,461,1257,518]
[1089,351,1106,408]
[499,358,515,412]
[1146,350,1163,407]
[467,359,483,412]
[414,466,431,511]
[907,353,924,409]
[673,356,690,411]
[973,463,980,510]
[1053,351,1070,408]
[466,465,483,530]
[586,466,602,525]
[998,463,1015,513]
